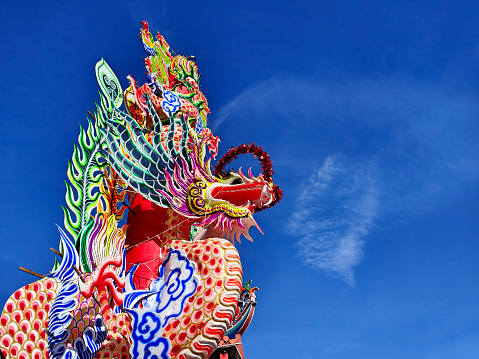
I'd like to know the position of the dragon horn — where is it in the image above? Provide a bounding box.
[248,167,256,180]
[238,167,253,183]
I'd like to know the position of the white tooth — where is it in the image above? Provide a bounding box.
[261,184,268,197]
[265,195,273,206]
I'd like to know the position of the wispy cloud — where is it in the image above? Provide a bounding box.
[212,78,331,131]
[213,74,479,283]
[289,155,378,285]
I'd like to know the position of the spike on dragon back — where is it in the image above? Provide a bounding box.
[0,22,282,359]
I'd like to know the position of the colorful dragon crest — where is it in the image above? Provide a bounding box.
[0,22,282,359]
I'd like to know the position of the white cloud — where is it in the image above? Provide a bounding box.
[212,77,331,131]
[289,155,378,285]
[214,74,479,283]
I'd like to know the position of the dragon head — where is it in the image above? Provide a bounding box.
[160,138,277,243]
[96,22,282,244]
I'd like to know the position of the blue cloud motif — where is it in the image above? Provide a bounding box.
[161,90,181,114]
[142,249,198,327]
[136,312,161,342]
[127,309,170,359]
[121,249,198,358]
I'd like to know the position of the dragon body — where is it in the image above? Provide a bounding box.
[0,22,281,359]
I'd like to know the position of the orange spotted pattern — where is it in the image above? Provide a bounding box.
[0,278,59,359]
[1,238,242,359]
[0,276,132,359]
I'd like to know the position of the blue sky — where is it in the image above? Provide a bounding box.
[1,1,478,358]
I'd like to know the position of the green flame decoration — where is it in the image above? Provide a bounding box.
[62,59,123,244]
[61,120,107,243]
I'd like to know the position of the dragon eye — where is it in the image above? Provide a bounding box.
[231,178,243,185]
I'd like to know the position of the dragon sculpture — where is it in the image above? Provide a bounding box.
[0,22,282,359]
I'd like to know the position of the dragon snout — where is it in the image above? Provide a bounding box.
[209,181,274,211]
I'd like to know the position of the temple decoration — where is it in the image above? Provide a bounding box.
[0,21,282,359]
